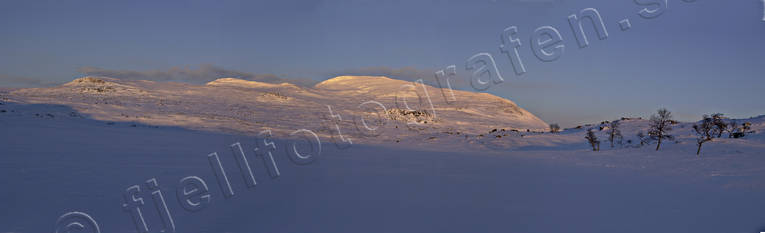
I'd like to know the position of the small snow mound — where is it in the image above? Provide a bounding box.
[206,78,298,89]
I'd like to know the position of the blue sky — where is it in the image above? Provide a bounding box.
[1,0,764,126]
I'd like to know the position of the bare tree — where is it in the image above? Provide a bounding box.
[693,115,714,156]
[585,129,600,151]
[549,123,561,133]
[607,121,622,148]
[711,113,727,138]
[725,120,738,138]
[648,108,674,151]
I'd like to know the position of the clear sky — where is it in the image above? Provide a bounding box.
[1,0,764,127]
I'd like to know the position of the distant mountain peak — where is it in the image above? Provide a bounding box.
[64,76,118,86]
[316,75,396,84]
[206,78,299,89]
[318,75,396,84]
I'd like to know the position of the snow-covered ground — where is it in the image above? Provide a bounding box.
[1,77,765,233]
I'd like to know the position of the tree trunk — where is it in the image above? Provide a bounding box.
[656,137,662,151]
[609,134,614,148]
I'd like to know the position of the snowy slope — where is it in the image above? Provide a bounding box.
[5,76,548,150]
[3,76,765,180]
[4,76,765,160]
[2,102,765,233]
[4,78,765,233]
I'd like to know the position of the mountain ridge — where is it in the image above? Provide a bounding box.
[4,75,550,149]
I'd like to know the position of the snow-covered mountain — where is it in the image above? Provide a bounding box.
[4,75,764,157]
[3,76,765,233]
[3,76,548,149]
